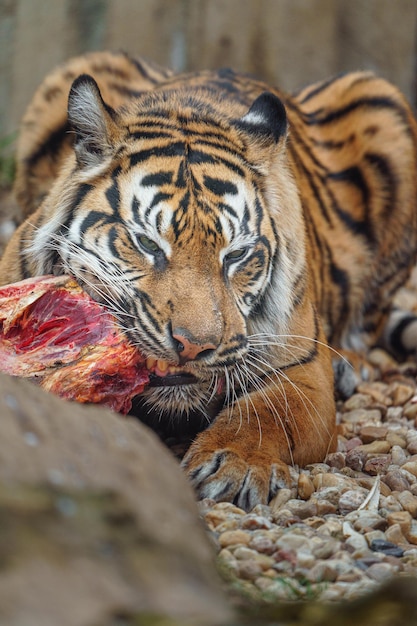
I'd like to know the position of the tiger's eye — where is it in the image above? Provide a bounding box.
[137,234,160,254]
[225,248,247,262]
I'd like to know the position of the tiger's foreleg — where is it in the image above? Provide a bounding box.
[182,343,337,511]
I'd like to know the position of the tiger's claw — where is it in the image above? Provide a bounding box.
[181,446,290,511]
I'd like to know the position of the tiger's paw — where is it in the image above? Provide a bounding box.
[181,444,290,511]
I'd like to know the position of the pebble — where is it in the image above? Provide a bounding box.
[396,490,417,517]
[359,426,388,443]
[297,473,314,500]
[390,383,415,406]
[390,444,408,465]
[218,529,251,548]
[406,520,417,544]
[402,462,417,479]
[364,455,391,475]
[241,514,273,530]
[404,403,417,419]
[326,451,346,469]
[269,488,292,511]
[386,432,407,448]
[338,489,367,514]
[343,393,373,411]
[407,432,417,455]
[386,510,412,535]
[384,524,409,546]
[366,562,395,581]
[383,469,411,492]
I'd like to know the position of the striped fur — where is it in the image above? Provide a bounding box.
[1,51,416,509]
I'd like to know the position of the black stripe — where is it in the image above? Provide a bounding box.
[131,130,174,140]
[189,150,245,177]
[59,183,93,234]
[303,96,409,127]
[204,176,238,196]
[130,56,161,83]
[289,144,332,226]
[365,152,396,221]
[295,72,350,104]
[326,165,376,243]
[130,142,186,165]
[25,122,70,170]
[389,314,417,355]
[79,210,113,232]
[141,172,173,187]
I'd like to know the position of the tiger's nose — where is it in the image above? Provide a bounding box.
[172,329,217,362]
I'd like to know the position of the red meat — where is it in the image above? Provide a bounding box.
[0,275,149,414]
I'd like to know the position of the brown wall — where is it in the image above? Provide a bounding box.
[1,0,417,136]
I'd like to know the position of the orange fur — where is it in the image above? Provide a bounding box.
[1,51,416,509]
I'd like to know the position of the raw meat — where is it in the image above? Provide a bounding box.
[0,275,149,414]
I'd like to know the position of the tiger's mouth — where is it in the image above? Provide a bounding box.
[145,357,199,387]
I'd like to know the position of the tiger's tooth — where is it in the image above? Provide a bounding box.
[146,357,157,370]
[157,359,169,372]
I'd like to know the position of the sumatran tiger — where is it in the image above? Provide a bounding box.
[1,51,417,510]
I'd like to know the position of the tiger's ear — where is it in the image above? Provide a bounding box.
[236,92,287,154]
[68,74,120,169]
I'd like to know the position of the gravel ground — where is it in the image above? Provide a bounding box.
[1,189,417,604]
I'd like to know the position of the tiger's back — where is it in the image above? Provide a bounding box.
[2,51,417,508]
[14,50,173,216]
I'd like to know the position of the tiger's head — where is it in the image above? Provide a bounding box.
[27,74,307,426]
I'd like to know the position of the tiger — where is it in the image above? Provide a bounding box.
[1,50,417,511]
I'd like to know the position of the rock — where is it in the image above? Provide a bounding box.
[405,520,417,545]
[366,562,396,582]
[269,488,292,512]
[326,451,346,469]
[218,529,251,548]
[297,473,314,500]
[364,530,387,546]
[386,432,407,448]
[403,403,417,420]
[389,383,415,406]
[0,374,231,626]
[359,426,388,443]
[342,408,382,427]
[386,511,412,536]
[370,539,405,558]
[357,441,392,455]
[351,512,387,532]
[240,514,273,531]
[345,436,363,451]
[383,469,412,492]
[396,490,417,517]
[407,431,417,455]
[313,473,357,491]
[356,382,391,405]
[345,448,367,471]
[364,455,391,475]
[391,445,408,465]
[343,521,369,555]
[339,490,367,514]
[342,393,373,411]
[367,349,398,371]
[402,462,417,479]
[385,523,410,547]
[248,534,276,555]
[284,498,318,519]
[379,494,403,513]
[237,560,263,580]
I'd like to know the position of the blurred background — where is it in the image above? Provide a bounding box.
[1,0,417,137]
